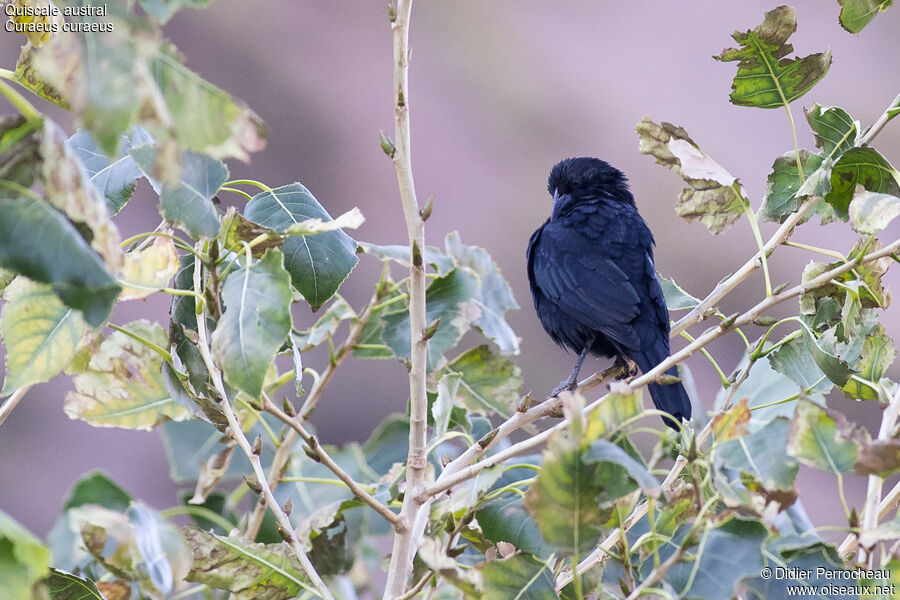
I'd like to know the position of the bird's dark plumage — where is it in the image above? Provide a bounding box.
[527,157,691,429]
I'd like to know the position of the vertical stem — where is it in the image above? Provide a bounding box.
[383,1,429,597]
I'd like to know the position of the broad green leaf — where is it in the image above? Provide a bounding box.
[662,516,768,600]
[63,471,132,512]
[41,119,123,271]
[1,278,86,394]
[161,361,228,428]
[587,386,644,438]
[0,194,120,327]
[211,249,292,398]
[0,509,50,600]
[482,554,557,600]
[805,104,859,158]
[525,434,629,555]
[292,296,356,351]
[244,184,358,309]
[358,241,455,275]
[841,324,895,400]
[717,417,799,495]
[710,398,751,442]
[787,400,859,474]
[433,371,462,440]
[584,440,660,498]
[26,25,265,161]
[118,236,179,300]
[46,568,105,600]
[183,526,311,598]
[131,145,228,239]
[767,335,834,395]
[65,320,190,429]
[0,115,41,188]
[381,269,479,371]
[658,274,700,311]
[743,542,850,598]
[849,190,900,235]
[66,126,153,215]
[138,0,210,23]
[636,116,747,233]
[476,492,553,559]
[824,147,900,220]
[361,414,409,476]
[436,345,522,417]
[837,0,894,32]
[714,6,831,109]
[797,320,855,387]
[762,151,826,223]
[444,231,520,355]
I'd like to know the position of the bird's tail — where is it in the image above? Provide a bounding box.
[631,348,691,430]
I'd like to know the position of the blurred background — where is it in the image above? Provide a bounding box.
[1,1,899,543]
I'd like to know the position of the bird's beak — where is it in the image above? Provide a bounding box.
[552,188,560,205]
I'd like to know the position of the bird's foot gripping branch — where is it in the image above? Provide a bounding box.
[0,2,899,600]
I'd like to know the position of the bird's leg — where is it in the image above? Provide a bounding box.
[552,347,590,397]
[613,354,639,379]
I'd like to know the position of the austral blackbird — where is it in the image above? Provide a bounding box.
[526,157,691,429]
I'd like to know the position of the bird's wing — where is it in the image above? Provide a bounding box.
[529,219,642,350]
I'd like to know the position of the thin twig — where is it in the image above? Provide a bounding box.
[383,0,430,597]
[264,394,400,527]
[0,384,32,427]
[191,246,333,600]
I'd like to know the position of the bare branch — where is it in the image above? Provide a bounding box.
[0,384,31,427]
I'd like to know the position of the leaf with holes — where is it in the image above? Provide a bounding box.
[244,183,358,309]
[714,6,831,109]
[211,249,292,398]
[1,278,86,395]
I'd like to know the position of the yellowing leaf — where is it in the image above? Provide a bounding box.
[65,320,189,429]
[1,278,86,394]
[119,237,179,300]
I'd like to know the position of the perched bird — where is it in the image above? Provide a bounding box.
[526,157,691,429]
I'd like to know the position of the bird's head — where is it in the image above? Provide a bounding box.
[547,157,634,213]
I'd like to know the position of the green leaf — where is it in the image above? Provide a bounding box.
[583,440,661,498]
[46,568,105,600]
[1,278,86,394]
[381,269,479,371]
[805,104,860,158]
[138,0,210,23]
[131,145,228,239]
[841,324,895,400]
[767,335,834,395]
[636,116,747,233]
[482,554,557,600]
[159,419,273,483]
[476,492,552,559]
[432,465,504,518]
[361,414,409,476]
[436,345,522,418]
[0,115,41,188]
[849,190,900,235]
[797,320,855,387]
[662,516,768,600]
[63,471,132,512]
[717,417,799,495]
[66,126,153,215]
[444,231,520,355]
[658,274,700,311]
[433,371,462,440]
[183,526,311,598]
[714,6,831,109]
[837,0,894,32]
[744,542,850,598]
[292,296,356,351]
[211,249,292,398]
[65,320,190,429]
[244,184,358,309]
[0,194,120,327]
[824,147,900,220]
[787,399,859,474]
[762,151,826,223]
[525,435,629,555]
[0,509,50,600]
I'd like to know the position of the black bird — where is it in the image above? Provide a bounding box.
[526,157,691,429]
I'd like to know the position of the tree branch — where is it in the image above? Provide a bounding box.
[191,247,334,600]
[383,0,430,596]
[0,384,31,427]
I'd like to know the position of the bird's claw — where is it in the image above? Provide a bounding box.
[614,356,639,379]
[551,379,578,397]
